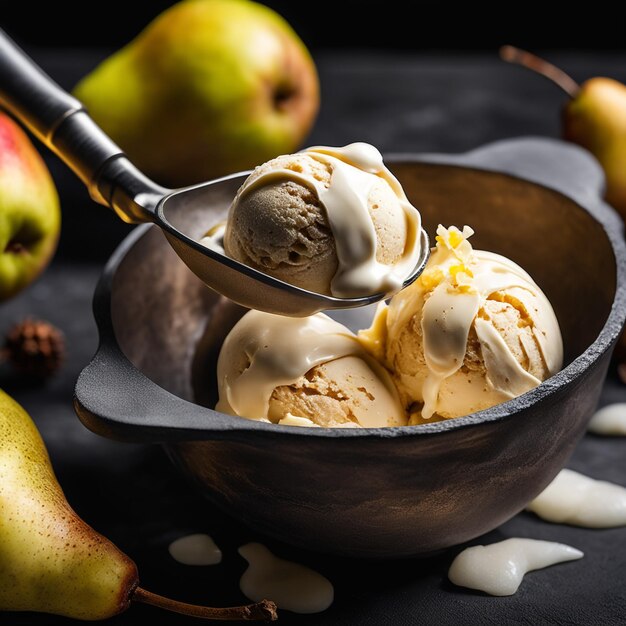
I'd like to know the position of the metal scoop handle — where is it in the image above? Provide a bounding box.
[0,29,165,223]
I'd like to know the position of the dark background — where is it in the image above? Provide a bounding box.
[3,1,625,51]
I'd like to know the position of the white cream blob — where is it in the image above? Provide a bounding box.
[168,533,222,566]
[448,538,583,596]
[527,469,626,528]
[588,403,626,436]
[239,543,334,614]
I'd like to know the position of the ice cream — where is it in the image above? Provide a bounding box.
[222,143,422,298]
[216,310,407,428]
[360,225,563,422]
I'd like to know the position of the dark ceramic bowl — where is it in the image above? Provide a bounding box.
[74,138,626,559]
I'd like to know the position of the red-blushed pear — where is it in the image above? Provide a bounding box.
[0,113,60,300]
[74,0,319,187]
[0,389,277,621]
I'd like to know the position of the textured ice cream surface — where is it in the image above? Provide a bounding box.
[360,225,563,421]
[223,143,421,297]
[224,153,338,296]
[269,355,406,428]
[216,310,407,428]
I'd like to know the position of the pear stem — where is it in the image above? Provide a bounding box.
[133,587,277,621]
[499,45,581,98]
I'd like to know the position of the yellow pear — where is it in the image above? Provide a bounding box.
[0,389,275,621]
[74,0,319,186]
[563,78,626,213]
[501,46,626,219]
[0,388,136,619]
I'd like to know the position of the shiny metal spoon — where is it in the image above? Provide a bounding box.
[0,30,429,316]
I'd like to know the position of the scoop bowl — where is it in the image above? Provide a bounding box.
[156,180,430,317]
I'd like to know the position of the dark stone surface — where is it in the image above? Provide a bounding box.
[2,50,626,624]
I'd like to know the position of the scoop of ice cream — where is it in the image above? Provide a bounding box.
[216,310,406,428]
[222,143,421,298]
[359,225,563,422]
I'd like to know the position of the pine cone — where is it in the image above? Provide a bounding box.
[3,318,65,378]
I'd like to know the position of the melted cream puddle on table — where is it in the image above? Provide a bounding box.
[588,403,626,436]
[168,533,222,566]
[448,538,583,596]
[527,469,626,528]
[239,543,334,614]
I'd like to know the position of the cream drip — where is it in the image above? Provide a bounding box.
[448,538,583,596]
[216,310,398,423]
[239,543,334,614]
[168,533,222,566]
[527,469,626,527]
[588,403,626,436]
[391,225,563,419]
[231,142,421,298]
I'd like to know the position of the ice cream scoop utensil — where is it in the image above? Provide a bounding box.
[0,30,429,316]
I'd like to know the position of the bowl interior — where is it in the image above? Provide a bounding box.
[110,163,616,408]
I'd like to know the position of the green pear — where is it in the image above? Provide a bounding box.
[0,388,137,620]
[501,46,626,218]
[0,389,276,621]
[0,113,61,301]
[563,78,626,215]
[74,0,319,187]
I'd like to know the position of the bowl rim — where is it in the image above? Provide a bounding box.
[75,137,626,442]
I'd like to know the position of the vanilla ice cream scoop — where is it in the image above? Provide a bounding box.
[222,143,422,298]
[216,310,407,428]
[360,225,563,421]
